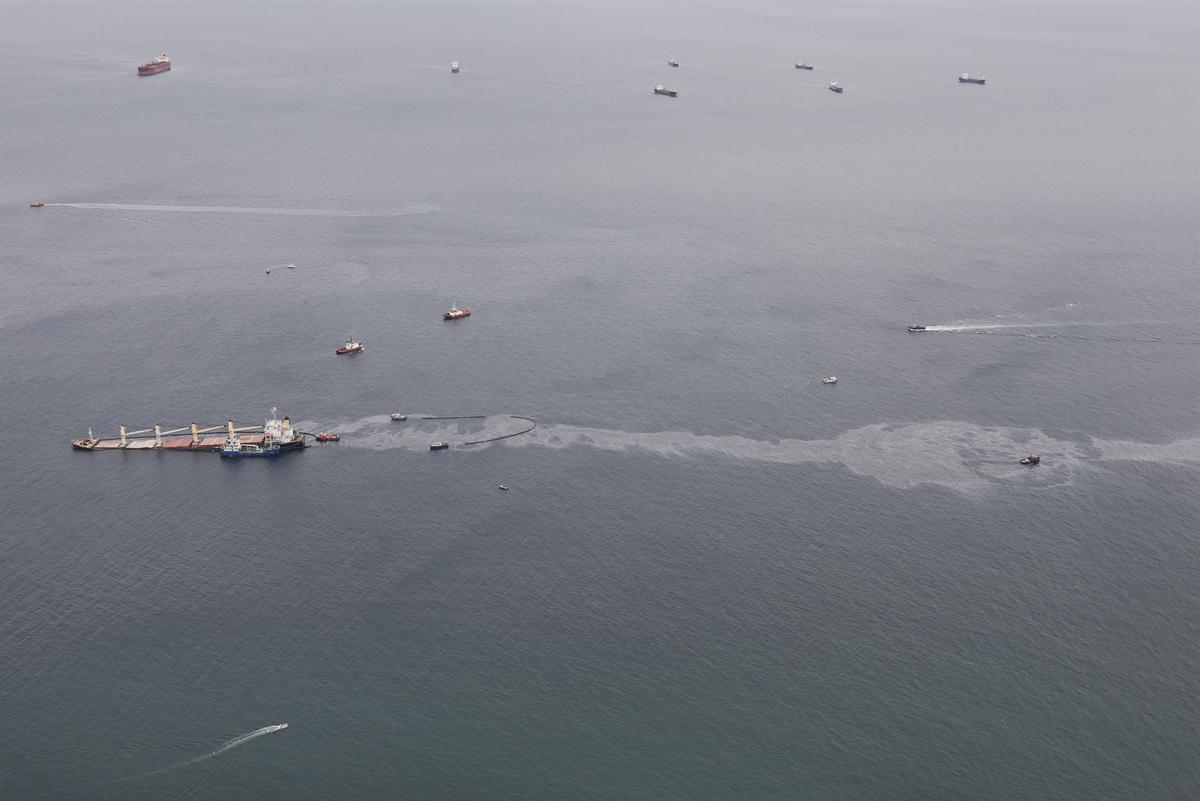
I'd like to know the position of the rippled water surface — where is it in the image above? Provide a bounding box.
[2,2,1198,799]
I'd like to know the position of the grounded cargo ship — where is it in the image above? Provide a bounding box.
[71,407,305,452]
[138,54,171,76]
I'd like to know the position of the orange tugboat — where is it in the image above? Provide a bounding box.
[138,54,172,76]
[315,432,340,442]
[442,304,471,320]
[30,201,45,208]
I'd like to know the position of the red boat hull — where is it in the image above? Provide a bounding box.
[138,63,171,76]
[335,345,365,354]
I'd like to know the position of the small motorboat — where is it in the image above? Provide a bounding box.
[907,324,927,332]
[667,59,680,67]
[336,339,365,354]
[1019,455,1041,466]
[497,484,510,491]
[30,201,45,208]
[390,413,408,421]
[315,432,340,442]
[828,81,843,93]
[653,84,678,97]
[430,440,450,451]
[443,304,471,320]
[821,376,838,384]
[451,61,460,73]
[795,62,814,70]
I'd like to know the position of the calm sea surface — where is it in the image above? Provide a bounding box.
[2,2,1198,799]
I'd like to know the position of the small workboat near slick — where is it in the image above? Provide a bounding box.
[443,304,471,320]
[1020,455,1041,466]
[336,339,365,354]
[430,440,450,451]
[390,413,408,421]
[315,432,340,442]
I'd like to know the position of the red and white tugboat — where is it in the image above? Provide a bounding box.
[30,201,45,208]
[1019,454,1041,466]
[138,54,172,77]
[442,304,471,320]
[315,432,340,442]
[336,339,365,354]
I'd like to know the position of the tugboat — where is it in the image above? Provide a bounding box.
[907,324,927,332]
[138,54,172,77]
[390,412,408,421]
[315,432,340,442]
[451,61,460,73]
[30,201,45,208]
[667,59,680,67]
[220,436,282,458]
[1019,454,1041,466]
[795,62,814,70]
[430,440,450,451]
[821,376,838,385]
[828,80,843,93]
[336,339,365,354]
[653,84,678,97]
[958,73,986,85]
[442,304,471,320]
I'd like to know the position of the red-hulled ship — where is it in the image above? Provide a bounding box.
[138,54,171,77]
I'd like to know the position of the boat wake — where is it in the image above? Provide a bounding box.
[921,320,1200,346]
[315,414,1200,491]
[141,724,288,778]
[46,202,438,217]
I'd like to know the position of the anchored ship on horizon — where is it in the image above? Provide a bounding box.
[138,53,171,77]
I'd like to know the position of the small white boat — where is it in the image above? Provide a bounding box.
[829,80,843,93]
[450,61,460,73]
[497,484,510,491]
[821,376,838,384]
[390,413,408,421]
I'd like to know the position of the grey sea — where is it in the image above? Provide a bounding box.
[2,1,1198,799]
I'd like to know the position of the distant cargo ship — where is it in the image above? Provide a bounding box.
[795,62,814,70]
[653,84,678,97]
[958,73,986,85]
[828,80,843,93]
[138,54,171,77]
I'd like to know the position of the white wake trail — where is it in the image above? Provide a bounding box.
[48,202,436,217]
[142,724,288,777]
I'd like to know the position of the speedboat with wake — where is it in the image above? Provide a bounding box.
[907,324,927,332]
